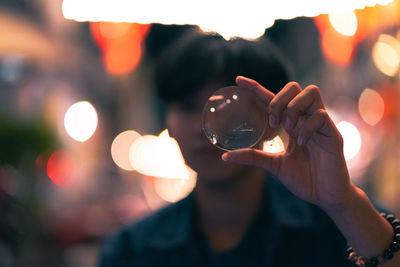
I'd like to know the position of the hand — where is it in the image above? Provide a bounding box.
[222,76,355,210]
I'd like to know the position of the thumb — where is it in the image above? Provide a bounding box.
[222,148,281,176]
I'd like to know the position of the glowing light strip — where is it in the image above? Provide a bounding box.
[62,0,394,39]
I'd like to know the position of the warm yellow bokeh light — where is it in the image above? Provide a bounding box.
[328,12,358,36]
[336,121,362,161]
[128,129,198,203]
[64,101,98,142]
[372,34,400,76]
[111,130,141,171]
[358,88,385,126]
[153,169,197,203]
[263,136,285,154]
[62,0,394,39]
[129,135,158,174]
[129,130,193,179]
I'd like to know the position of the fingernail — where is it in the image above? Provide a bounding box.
[285,117,293,130]
[269,114,277,128]
[222,153,228,161]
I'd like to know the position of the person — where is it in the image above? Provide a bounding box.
[98,30,400,267]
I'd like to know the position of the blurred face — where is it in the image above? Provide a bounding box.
[166,82,259,182]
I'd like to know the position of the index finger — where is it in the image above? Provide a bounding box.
[236,76,275,105]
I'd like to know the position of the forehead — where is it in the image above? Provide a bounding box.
[174,81,231,109]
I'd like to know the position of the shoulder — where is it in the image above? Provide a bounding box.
[125,195,191,248]
[97,195,192,266]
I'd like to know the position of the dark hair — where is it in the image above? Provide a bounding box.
[154,30,294,105]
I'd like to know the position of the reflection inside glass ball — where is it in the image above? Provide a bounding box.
[202,86,268,151]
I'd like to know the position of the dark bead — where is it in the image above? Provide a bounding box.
[348,253,362,264]
[377,256,385,264]
[348,252,357,262]
[392,219,400,227]
[395,226,400,234]
[391,241,400,252]
[366,257,378,267]
[386,214,395,223]
[395,233,400,242]
[383,248,394,260]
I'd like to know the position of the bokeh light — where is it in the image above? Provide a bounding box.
[328,12,358,36]
[372,34,400,76]
[321,27,354,65]
[64,101,98,142]
[358,88,385,126]
[336,121,362,161]
[89,22,150,75]
[129,135,158,174]
[62,0,394,39]
[263,135,285,154]
[99,22,131,39]
[47,150,76,186]
[111,130,141,171]
[199,13,271,40]
[102,30,143,75]
[129,130,193,179]
[153,169,197,203]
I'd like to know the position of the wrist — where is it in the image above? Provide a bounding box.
[321,183,363,216]
[321,184,395,260]
[347,213,400,267]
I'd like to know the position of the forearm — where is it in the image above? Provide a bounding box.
[324,185,400,267]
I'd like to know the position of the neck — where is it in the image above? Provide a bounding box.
[194,167,266,252]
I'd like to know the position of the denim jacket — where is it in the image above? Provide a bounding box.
[98,175,356,267]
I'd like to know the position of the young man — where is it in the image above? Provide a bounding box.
[98,31,400,267]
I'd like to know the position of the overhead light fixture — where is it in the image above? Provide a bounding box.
[62,0,394,39]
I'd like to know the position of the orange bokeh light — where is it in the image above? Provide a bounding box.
[103,36,142,75]
[321,26,355,66]
[314,2,400,66]
[379,83,399,131]
[90,22,151,75]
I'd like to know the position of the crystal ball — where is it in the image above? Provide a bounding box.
[202,85,268,151]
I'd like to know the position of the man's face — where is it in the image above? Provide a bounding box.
[166,82,258,182]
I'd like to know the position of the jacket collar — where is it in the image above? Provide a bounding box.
[144,194,194,249]
[145,173,314,249]
[266,175,314,228]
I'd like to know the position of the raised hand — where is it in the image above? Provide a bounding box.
[222,76,354,210]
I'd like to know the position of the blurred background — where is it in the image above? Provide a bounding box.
[0,0,400,266]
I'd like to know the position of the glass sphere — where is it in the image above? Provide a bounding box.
[202,85,268,151]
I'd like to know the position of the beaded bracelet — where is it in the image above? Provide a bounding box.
[347,213,400,267]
